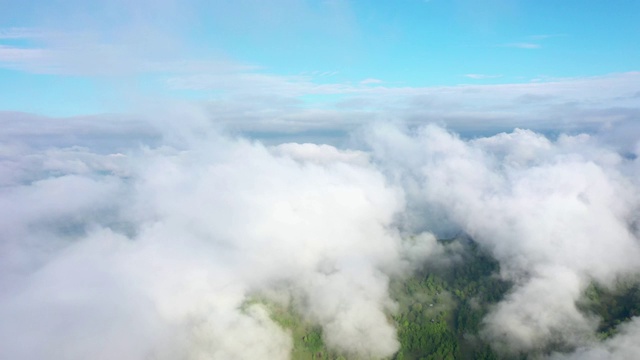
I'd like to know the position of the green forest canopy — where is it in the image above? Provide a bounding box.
[247,237,640,360]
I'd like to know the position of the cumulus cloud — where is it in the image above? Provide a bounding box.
[366,124,640,355]
[2,109,640,359]
[551,317,640,360]
[0,120,430,359]
[271,142,370,166]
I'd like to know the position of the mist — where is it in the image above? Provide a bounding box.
[365,124,640,354]
[1,111,639,359]
[0,119,417,359]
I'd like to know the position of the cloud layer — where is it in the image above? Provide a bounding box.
[366,124,640,354]
[0,123,417,359]
[1,113,639,359]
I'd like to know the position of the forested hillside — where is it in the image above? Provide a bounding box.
[391,238,510,360]
[253,237,640,360]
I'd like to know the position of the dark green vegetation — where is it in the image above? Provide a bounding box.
[390,239,640,359]
[391,238,511,360]
[579,280,640,340]
[249,237,640,359]
[243,298,344,360]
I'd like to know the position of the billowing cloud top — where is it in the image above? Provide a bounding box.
[1,112,640,359]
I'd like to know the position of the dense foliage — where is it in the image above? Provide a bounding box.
[390,238,511,360]
[579,280,640,339]
[249,237,640,359]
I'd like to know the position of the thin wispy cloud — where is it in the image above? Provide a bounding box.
[497,34,566,49]
[528,33,567,40]
[464,74,503,80]
[160,71,640,149]
[299,70,339,78]
[0,27,48,39]
[0,45,46,62]
[500,42,541,49]
[360,78,383,84]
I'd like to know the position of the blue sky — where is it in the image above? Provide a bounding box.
[0,0,639,121]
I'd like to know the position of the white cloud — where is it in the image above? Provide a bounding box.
[464,73,503,79]
[271,143,370,166]
[366,124,640,354]
[0,121,420,359]
[528,34,567,40]
[191,72,640,147]
[551,317,640,360]
[361,78,384,84]
[501,42,541,49]
[2,108,640,358]
[0,45,47,62]
[0,27,49,39]
[1,71,638,152]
